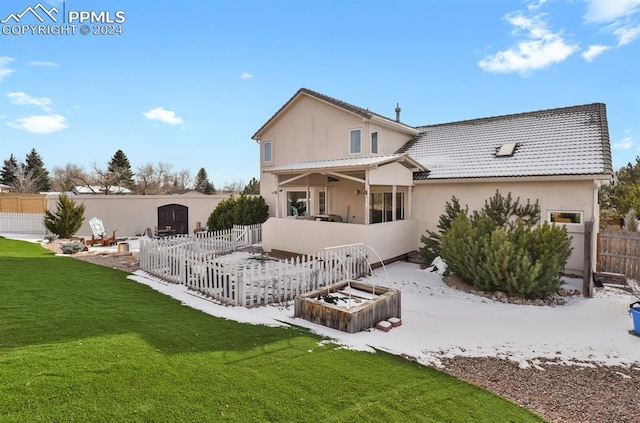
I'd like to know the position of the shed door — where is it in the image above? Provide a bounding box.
[157,204,188,235]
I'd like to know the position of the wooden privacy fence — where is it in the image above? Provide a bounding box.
[140,233,372,307]
[0,212,46,235]
[598,230,640,281]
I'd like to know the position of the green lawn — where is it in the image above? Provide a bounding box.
[0,237,545,422]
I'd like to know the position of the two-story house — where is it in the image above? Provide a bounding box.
[252,88,613,275]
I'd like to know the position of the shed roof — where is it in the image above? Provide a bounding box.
[265,154,425,174]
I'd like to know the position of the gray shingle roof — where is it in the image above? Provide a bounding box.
[397,103,613,180]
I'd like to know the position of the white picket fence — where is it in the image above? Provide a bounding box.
[0,212,46,235]
[140,228,372,307]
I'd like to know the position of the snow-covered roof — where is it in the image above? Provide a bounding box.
[265,154,426,174]
[397,103,613,180]
[72,185,132,194]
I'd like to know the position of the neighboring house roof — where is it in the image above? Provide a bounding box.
[265,154,426,174]
[0,183,11,192]
[72,185,133,194]
[252,87,418,140]
[397,103,613,180]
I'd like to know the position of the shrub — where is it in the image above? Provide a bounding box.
[420,191,540,266]
[44,194,85,238]
[60,241,85,255]
[207,194,269,231]
[419,196,466,265]
[440,191,571,299]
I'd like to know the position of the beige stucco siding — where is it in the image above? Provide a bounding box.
[412,179,598,274]
[47,193,229,238]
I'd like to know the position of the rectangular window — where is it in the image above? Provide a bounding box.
[287,191,308,217]
[548,211,583,224]
[349,129,361,154]
[371,130,379,155]
[318,190,326,215]
[370,191,405,223]
[263,141,272,163]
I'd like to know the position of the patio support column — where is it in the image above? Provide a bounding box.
[364,170,370,225]
[275,176,280,219]
[392,185,397,221]
[408,185,413,219]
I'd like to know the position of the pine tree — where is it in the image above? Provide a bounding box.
[44,194,85,238]
[25,148,51,192]
[107,149,134,188]
[194,167,215,194]
[242,177,260,195]
[0,154,19,185]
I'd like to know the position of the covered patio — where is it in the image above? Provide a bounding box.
[261,154,427,262]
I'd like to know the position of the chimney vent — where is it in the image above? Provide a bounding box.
[395,103,401,122]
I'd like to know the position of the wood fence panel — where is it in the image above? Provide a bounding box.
[598,230,640,281]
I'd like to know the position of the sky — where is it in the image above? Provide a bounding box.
[0,0,639,189]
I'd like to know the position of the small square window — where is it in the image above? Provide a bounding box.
[350,129,361,154]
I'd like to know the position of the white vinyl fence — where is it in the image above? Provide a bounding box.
[140,227,371,307]
[0,212,46,235]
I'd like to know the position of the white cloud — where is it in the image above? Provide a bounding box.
[478,13,577,74]
[527,0,548,11]
[7,114,68,134]
[614,24,640,45]
[614,135,634,149]
[29,61,59,68]
[240,72,254,80]
[142,107,183,125]
[584,0,640,23]
[7,91,53,112]
[0,56,16,82]
[584,0,640,46]
[582,44,611,61]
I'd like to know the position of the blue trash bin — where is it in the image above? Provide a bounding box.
[629,302,640,336]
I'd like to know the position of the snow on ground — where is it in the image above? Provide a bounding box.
[6,234,640,369]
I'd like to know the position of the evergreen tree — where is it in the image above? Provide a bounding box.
[601,156,640,216]
[0,154,19,185]
[242,177,260,195]
[194,167,215,194]
[44,194,85,238]
[25,148,51,192]
[107,149,135,188]
[207,195,269,231]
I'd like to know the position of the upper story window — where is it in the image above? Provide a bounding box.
[349,129,362,154]
[263,141,272,163]
[371,130,379,155]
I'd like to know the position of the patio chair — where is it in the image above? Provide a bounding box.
[87,217,117,246]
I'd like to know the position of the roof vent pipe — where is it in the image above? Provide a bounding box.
[395,103,401,122]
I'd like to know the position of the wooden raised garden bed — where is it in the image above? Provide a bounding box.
[294,280,401,333]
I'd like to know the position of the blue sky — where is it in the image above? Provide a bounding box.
[0,0,638,188]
